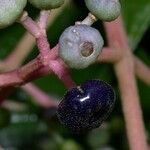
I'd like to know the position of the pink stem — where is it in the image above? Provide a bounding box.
[0,44,75,89]
[104,17,148,150]
[20,13,50,56]
[22,83,58,108]
[97,47,150,85]
[19,12,41,38]
[0,54,49,88]
[38,10,51,29]
[0,45,119,89]
[36,35,51,57]
[104,17,129,50]
[49,58,76,89]
[97,47,122,63]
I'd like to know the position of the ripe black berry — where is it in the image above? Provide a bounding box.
[57,79,115,133]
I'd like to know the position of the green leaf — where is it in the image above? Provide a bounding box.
[122,0,150,50]
[135,48,150,118]
[0,108,10,129]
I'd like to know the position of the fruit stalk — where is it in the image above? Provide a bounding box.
[104,17,148,150]
[19,11,41,38]
[38,10,51,29]
[79,13,98,26]
[22,83,58,108]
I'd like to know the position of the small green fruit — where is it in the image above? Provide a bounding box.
[59,24,104,69]
[85,0,121,21]
[61,140,82,150]
[0,0,27,29]
[28,0,65,10]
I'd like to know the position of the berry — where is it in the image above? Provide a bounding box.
[0,0,27,29]
[62,140,82,150]
[85,0,121,21]
[28,0,65,10]
[59,24,104,69]
[57,79,115,133]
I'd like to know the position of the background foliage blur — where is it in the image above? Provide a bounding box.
[0,0,150,149]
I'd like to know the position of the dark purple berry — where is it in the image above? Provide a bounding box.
[57,79,115,133]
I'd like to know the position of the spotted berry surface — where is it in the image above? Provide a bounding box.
[57,80,115,133]
[59,24,104,69]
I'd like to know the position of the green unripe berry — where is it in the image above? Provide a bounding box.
[59,24,104,69]
[28,0,65,10]
[0,0,27,29]
[61,140,82,150]
[85,0,121,22]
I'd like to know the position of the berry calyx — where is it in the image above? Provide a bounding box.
[59,24,104,69]
[57,79,115,133]
[85,0,121,21]
[0,0,27,29]
[28,0,65,10]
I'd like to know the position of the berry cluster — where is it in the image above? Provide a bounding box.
[0,0,121,133]
[0,0,65,29]
[59,0,121,69]
[58,0,120,132]
[57,1,120,132]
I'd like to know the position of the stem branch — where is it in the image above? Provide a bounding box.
[22,83,58,108]
[104,17,148,150]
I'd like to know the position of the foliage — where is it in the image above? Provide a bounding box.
[0,0,149,150]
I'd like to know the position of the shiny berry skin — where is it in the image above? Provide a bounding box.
[0,0,27,29]
[85,0,121,22]
[28,0,64,10]
[57,80,115,133]
[59,24,104,69]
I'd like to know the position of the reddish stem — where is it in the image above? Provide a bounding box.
[19,11,75,88]
[0,44,124,89]
[19,12,41,38]
[22,83,58,108]
[97,47,122,63]
[49,59,76,89]
[36,35,51,57]
[0,54,49,88]
[38,10,51,29]
[0,44,76,90]
[104,17,148,150]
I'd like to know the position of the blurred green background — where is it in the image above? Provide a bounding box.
[0,0,150,149]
